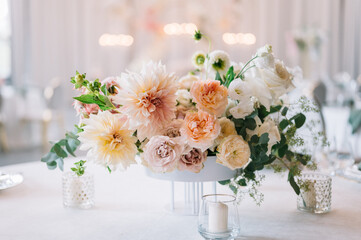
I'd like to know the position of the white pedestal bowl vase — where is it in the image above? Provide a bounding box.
[145,156,236,215]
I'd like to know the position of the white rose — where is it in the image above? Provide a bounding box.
[176,89,193,108]
[253,44,275,69]
[178,74,199,90]
[228,78,252,101]
[260,60,295,99]
[244,75,273,110]
[247,116,281,155]
[229,98,254,119]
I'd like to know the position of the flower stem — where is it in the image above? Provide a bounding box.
[237,55,259,78]
[203,35,212,80]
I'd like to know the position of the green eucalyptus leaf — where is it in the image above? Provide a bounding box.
[65,141,76,157]
[56,158,64,171]
[57,139,67,146]
[277,144,288,158]
[288,172,300,195]
[229,185,238,194]
[250,135,259,143]
[237,178,247,186]
[269,105,282,113]
[46,161,57,170]
[218,179,231,185]
[279,119,289,130]
[53,144,68,158]
[41,152,58,163]
[259,133,269,145]
[245,118,256,130]
[290,113,306,128]
[281,107,288,116]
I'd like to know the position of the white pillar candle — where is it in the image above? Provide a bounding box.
[208,202,228,232]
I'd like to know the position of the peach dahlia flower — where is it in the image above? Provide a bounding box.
[78,111,137,171]
[114,61,177,141]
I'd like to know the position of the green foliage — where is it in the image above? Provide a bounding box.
[290,113,306,128]
[73,94,114,111]
[193,30,202,41]
[349,109,361,134]
[71,160,86,176]
[71,71,116,111]
[41,129,81,171]
[218,179,231,185]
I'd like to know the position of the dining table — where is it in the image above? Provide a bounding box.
[0,159,360,240]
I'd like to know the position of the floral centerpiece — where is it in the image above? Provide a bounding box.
[41,30,323,202]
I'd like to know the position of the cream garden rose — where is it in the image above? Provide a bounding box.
[216,135,251,170]
[211,117,237,150]
[247,116,281,155]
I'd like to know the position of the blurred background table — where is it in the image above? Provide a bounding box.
[0,160,360,240]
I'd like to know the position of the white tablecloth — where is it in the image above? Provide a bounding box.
[0,160,360,240]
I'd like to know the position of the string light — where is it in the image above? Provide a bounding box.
[164,23,198,35]
[99,34,134,47]
[223,32,256,45]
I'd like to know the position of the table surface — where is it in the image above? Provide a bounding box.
[0,160,360,240]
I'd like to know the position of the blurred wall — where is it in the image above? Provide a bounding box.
[3,0,361,149]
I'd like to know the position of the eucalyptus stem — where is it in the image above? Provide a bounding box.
[277,157,290,170]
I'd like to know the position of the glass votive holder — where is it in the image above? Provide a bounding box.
[198,194,240,240]
[297,172,332,214]
[62,172,94,209]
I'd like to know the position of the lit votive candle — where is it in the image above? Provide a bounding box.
[208,202,228,232]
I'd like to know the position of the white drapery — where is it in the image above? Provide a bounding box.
[10,0,361,89]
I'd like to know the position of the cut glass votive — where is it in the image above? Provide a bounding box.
[297,172,332,214]
[62,172,94,209]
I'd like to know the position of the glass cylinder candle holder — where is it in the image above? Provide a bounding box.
[297,173,332,214]
[62,172,94,209]
[198,194,240,240]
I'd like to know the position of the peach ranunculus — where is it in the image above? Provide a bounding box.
[180,110,221,152]
[216,135,251,170]
[142,135,183,173]
[190,79,228,117]
[178,147,207,173]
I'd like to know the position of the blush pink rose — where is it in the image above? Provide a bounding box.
[142,136,183,173]
[178,148,207,173]
[190,79,228,117]
[73,100,99,118]
[101,76,121,95]
[180,110,221,152]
